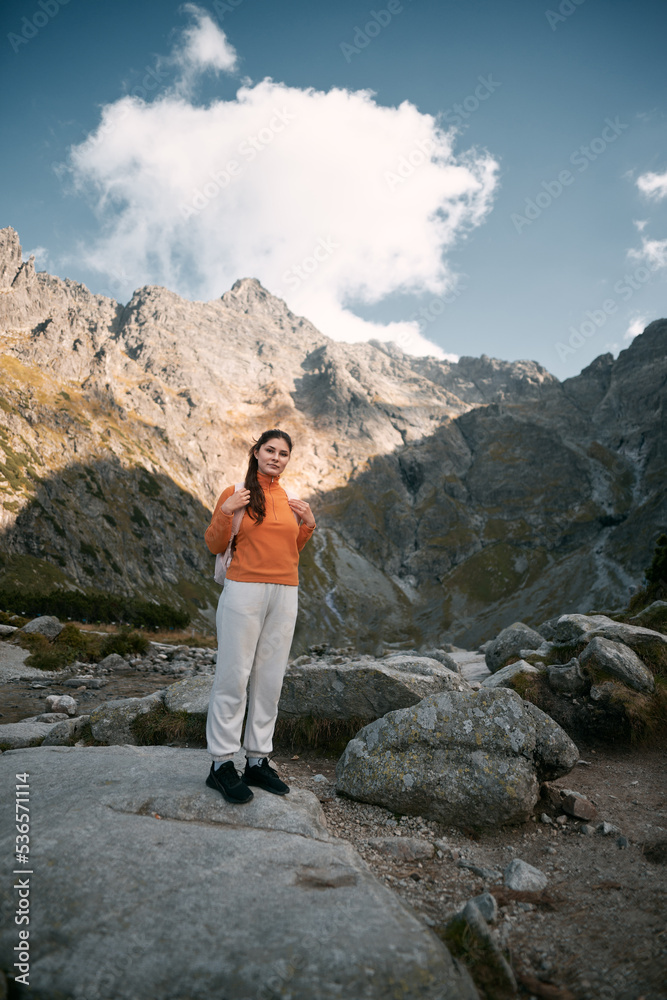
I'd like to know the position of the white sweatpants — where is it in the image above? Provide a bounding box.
[206,579,298,761]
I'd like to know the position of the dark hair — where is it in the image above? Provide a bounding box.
[244,429,293,524]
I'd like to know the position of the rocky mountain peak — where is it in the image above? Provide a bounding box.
[0,226,27,290]
[0,226,664,649]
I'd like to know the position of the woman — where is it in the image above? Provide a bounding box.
[204,429,316,803]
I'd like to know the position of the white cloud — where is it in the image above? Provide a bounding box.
[628,237,667,271]
[64,17,498,359]
[633,219,647,232]
[169,4,238,94]
[624,315,646,341]
[637,170,667,201]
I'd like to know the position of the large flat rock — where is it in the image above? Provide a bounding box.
[0,746,478,1000]
[279,654,470,720]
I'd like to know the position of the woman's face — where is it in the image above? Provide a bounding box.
[254,437,291,477]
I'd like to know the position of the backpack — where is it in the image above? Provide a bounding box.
[213,482,301,585]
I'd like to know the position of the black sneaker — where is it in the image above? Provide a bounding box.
[206,761,254,804]
[244,757,290,795]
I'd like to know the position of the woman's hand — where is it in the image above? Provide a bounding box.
[288,498,316,528]
[220,489,250,515]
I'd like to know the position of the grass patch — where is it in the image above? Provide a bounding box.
[605,677,667,744]
[274,715,369,755]
[130,706,368,754]
[437,916,515,1000]
[132,704,206,746]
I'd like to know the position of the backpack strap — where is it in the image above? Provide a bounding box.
[229,482,246,539]
[283,487,301,524]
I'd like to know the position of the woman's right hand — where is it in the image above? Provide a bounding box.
[220,489,250,515]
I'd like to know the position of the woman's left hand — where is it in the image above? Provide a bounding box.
[288,498,316,528]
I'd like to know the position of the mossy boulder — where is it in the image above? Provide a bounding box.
[335,688,578,828]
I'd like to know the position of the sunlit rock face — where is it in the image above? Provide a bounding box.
[0,226,664,648]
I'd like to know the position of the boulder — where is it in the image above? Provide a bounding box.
[419,648,461,673]
[484,622,544,673]
[45,694,78,715]
[551,614,616,643]
[0,623,17,636]
[335,688,578,828]
[480,659,541,689]
[628,600,667,634]
[546,658,589,694]
[19,712,71,724]
[579,636,655,693]
[554,614,667,670]
[19,615,63,640]
[96,653,130,672]
[0,746,478,1000]
[42,715,91,746]
[467,892,498,923]
[163,675,211,715]
[0,721,54,748]
[90,691,165,744]
[503,859,547,891]
[279,654,470,721]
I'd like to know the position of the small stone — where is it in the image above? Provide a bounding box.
[579,824,596,836]
[555,814,568,825]
[617,836,629,849]
[45,694,77,716]
[457,861,503,881]
[468,892,498,923]
[503,859,548,891]
[597,821,621,836]
[96,653,129,672]
[540,813,553,825]
[561,790,597,822]
[312,774,327,783]
[367,837,435,861]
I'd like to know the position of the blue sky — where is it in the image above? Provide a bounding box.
[1,0,666,377]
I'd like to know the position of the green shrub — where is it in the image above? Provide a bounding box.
[0,588,190,629]
[100,629,149,658]
[21,633,75,671]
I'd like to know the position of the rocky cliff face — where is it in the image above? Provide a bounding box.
[0,227,664,648]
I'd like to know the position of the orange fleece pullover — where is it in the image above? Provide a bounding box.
[204,473,315,586]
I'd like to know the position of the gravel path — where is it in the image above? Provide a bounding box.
[448,647,490,684]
